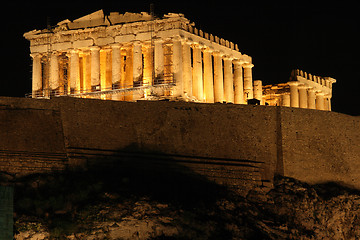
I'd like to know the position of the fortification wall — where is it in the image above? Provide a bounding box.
[0,97,67,175]
[0,97,359,193]
[57,97,278,193]
[280,107,360,188]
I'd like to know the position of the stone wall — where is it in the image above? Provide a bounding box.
[0,97,359,193]
[0,97,67,175]
[280,107,360,188]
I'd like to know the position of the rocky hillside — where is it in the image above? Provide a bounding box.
[2,160,360,240]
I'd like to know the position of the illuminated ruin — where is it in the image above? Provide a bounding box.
[24,10,335,110]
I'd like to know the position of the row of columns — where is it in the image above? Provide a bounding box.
[31,43,151,99]
[284,81,331,111]
[182,41,254,104]
[31,37,255,104]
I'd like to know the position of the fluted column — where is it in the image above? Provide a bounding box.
[70,49,80,93]
[316,91,325,110]
[142,43,153,99]
[233,60,245,104]
[192,43,203,101]
[142,43,153,87]
[49,52,59,93]
[182,41,192,97]
[282,93,290,107]
[124,45,133,101]
[133,41,143,85]
[243,63,254,100]
[81,51,91,93]
[213,51,224,103]
[203,48,214,103]
[298,84,308,109]
[111,44,121,88]
[307,88,316,109]
[31,53,42,98]
[172,37,183,97]
[327,96,332,111]
[253,80,263,103]
[154,39,164,83]
[288,81,299,108]
[223,56,234,103]
[90,46,100,90]
[324,95,331,111]
[100,48,112,93]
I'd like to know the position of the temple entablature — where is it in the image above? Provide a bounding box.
[290,69,336,97]
[24,10,248,62]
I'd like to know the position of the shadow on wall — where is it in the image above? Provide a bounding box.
[10,145,268,239]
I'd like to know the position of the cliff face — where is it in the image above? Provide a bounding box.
[7,166,360,240]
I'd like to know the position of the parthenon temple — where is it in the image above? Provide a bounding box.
[24,10,336,110]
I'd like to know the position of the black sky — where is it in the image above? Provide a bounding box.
[1,0,359,115]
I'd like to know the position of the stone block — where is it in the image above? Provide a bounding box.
[30,45,48,53]
[52,42,72,51]
[95,37,114,46]
[115,35,135,43]
[73,39,94,48]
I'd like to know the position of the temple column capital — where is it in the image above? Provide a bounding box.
[287,81,300,86]
[30,52,42,59]
[202,47,213,53]
[233,59,246,66]
[242,62,254,68]
[297,84,308,89]
[110,43,122,49]
[212,51,224,57]
[223,55,234,61]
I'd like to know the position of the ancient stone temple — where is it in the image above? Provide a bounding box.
[23,10,253,103]
[262,70,336,111]
[24,10,336,110]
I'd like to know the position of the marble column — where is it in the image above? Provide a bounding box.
[282,93,290,107]
[324,95,331,111]
[223,56,234,103]
[327,96,332,111]
[142,43,153,99]
[288,81,299,108]
[124,45,133,101]
[213,51,224,103]
[316,91,325,110]
[111,44,121,88]
[133,41,143,86]
[307,88,316,109]
[49,52,59,94]
[90,46,100,90]
[203,48,214,103]
[253,80,263,103]
[142,43,153,87]
[31,53,42,97]
[172,37,183,97]
[100,48,112,92]
[243,63,254,100]
[192,44,203,101]
[182,41,192,97]
[70,49,80,93]
[81,51,91,93]
[233,60,245,104]
[154,39,164,83]
[298,84,308,109]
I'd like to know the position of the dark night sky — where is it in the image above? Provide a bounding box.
[1,0,359,115]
